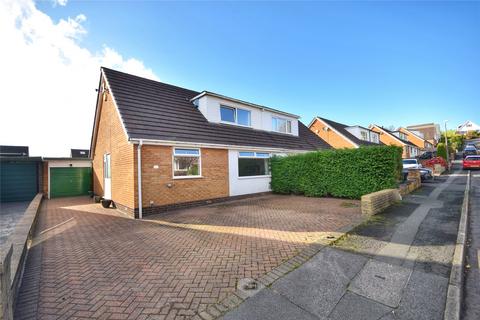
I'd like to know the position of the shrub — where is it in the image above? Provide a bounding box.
[437,143,447,160]
[270,145,403,199]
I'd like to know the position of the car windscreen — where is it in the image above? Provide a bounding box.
[402,160,417,164]
[466,156,480,161]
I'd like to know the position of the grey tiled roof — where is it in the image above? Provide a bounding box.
[102,68,330,151]
[316,117,382,147]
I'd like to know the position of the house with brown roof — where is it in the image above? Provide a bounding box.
[90,68,329,218]
[406,123,441,145]
[308,117,382,148]
[369,124,421,158]
[397,127,434,151]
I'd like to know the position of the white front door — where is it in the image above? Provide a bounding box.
[103,154,112,200]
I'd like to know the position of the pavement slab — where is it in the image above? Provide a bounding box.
[394,270,448,320]
[328,292,391,320]
[271,247,368,318]
[220,289,318,320]
[348,259,412,308]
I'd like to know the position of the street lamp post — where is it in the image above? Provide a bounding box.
[444,120,450,171]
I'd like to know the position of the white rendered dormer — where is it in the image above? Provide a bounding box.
[191,91,299,136]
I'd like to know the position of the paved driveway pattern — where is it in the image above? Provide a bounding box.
[15,195,362,320]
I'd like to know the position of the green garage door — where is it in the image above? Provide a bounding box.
[50,167,92,198]
[0,161,38,202]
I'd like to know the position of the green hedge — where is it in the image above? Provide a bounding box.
[270,146,403,199]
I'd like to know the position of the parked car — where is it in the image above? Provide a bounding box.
[402,159,432,181]
[402,167,433,181]
[402,159,422,169]
[418,151,436,160]
[463,155,480,170]
[463,146,478,158]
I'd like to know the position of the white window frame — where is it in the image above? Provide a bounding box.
[272,116,292,134]
[360,131,368,141]
[237,151,271,179]
[220,105,251,127]
[172,148,202,179]
[371,133,379,143]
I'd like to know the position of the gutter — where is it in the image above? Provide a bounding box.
[137,140,143,219]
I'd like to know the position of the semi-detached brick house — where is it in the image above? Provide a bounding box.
[369,124,421,158]
[309,117,382,148]
[90,68,330,218]
[396,127,434,151]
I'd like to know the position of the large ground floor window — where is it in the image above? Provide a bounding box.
[238,151,270,177]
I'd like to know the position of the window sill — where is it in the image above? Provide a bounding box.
[238,175,271,180]
[173,176,203,180]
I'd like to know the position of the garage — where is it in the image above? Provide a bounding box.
[45,158,92,199]
[0,160,40,202]
[50,167,92,198]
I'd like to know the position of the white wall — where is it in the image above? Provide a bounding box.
[345,126,380,144]
[197,95,299,136]
[228,150,272,196]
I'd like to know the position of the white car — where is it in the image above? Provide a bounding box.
[402,158,422,169]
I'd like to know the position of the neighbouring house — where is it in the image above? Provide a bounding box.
[397,127,434,151]
[0,146,42,202]
[406,123,441,146]
[70,148,90,158]
[456,120,480,134]
[369,125,421,158]
[309,117,382,148]
[90,67,330,218]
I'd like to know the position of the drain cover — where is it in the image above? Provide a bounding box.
[237,278,265,298]
[243,281,258,290]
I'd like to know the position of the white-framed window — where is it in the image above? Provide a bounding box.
[220,105,251,126]
[360,131,368,141]
[173,148,201,178]
[272,117,292,134]
[371,133,379,143]
[238,151,270,177]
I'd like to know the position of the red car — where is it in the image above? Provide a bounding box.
[463,155,480,169]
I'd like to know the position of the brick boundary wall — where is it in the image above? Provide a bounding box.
[0,194,43,320]
[361,189,402,215]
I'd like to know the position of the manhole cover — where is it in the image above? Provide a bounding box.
[237,278,265,298]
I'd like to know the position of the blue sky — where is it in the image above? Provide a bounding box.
[2,1,477,156]
[38,1,479,129]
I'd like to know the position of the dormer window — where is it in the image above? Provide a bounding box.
[272,117,292,134]
[360,131,368,141]
[220,105,251,126]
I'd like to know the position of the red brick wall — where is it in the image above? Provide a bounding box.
[91,84,136,209]
[310,119,356,149]
[370,126,410,158]
[139,146,229,208]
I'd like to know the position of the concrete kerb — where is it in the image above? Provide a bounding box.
[194,218,366,320]
[0,194,43,320]
[443,171,471,320]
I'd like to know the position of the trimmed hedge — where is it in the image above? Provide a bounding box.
[271,146,403,199]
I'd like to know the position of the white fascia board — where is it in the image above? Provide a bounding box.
[371,125,408,146]
[129,138,313,154]
[312,117,359,148]
[101,68,130,142]
[190,91,300,119]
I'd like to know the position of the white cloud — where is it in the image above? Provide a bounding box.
[53,0,68,7]
[0,0,158,156]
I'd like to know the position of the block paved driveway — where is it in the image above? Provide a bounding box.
[15,195,363,320]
